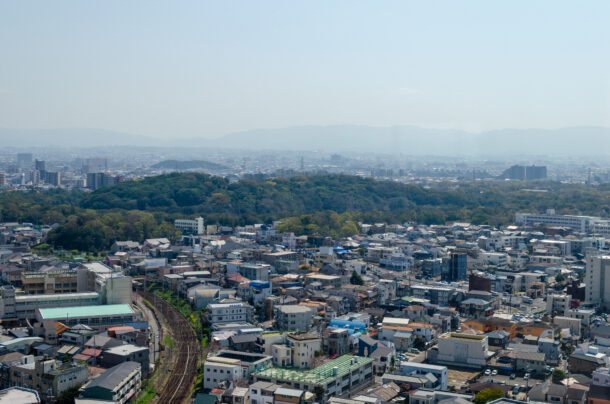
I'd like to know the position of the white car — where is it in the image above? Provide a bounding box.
[492,370,498,376]
[484,369,491,376]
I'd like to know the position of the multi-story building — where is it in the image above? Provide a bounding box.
[21,271,78,295]
[442,252,467,282]
[174,217,204,235]
[86,172,120,190]
[17,153,32,169]
[253,355,373,400]
[204,351,272,390]
[286,333,321,369]
[10,356,88,401]
[76,361,141,404]
[547,293,571,316]
[500,164,547,181]
[77,262,132,304]
[586,255,610,310]
[274,305,314,332]
[240,263,271,282]
[0,285,100,320]
[207,301,254,325]
[434,333,490,369]
[515,210,597,233]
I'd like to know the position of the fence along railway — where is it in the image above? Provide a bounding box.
[139,289,201,404]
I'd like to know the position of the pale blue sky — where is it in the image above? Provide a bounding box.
[1,1,609,139]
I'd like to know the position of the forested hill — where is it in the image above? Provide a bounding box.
[2,172,610,251]
[83,173,610,224]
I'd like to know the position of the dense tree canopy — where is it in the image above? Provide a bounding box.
[2,173,610,251]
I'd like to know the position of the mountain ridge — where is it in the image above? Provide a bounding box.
[3,125,610,155]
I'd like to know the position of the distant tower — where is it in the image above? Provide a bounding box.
[300,156,304,171]
[588,168,592,185]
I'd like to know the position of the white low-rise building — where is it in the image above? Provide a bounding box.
[435,333,491,369]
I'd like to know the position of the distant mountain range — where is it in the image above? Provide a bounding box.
[3,125,610,156]
[151,159,228,170]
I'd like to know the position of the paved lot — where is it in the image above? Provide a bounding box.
[475,372,544,389]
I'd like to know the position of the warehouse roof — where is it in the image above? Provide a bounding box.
[38,304,134,320]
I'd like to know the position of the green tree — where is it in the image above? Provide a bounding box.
[473,387,504,404]
[55,384,82,404]
[350,271,364,285]
[555,273,565,283]
[552,369,567,384]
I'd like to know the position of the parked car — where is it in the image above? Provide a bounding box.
[484,369,491,376]
[492,370,498,376]
[510,373,516,380]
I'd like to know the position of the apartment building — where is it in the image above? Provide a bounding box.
[586,255,610,310]
[207,301,254,325]
[174,217,205,235]
[275,305,314,332]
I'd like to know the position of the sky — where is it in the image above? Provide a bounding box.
[1,1,610,139]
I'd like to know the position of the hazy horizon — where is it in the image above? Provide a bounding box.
[2,1,610,140]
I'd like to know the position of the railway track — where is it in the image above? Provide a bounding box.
[138,290,200,404]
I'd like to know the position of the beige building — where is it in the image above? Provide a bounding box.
[21,271,78,295]
[435,333,491,369]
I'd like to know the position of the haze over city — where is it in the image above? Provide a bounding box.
[1,0,610,142]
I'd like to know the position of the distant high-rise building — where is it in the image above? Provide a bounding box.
[499,165,547,181]
[443,252,467,282]
[0,172,5,186]
[45,171,61,186]
[35,159,46,171]
[31,170,40,185]
[87,172,119,190]
[17,153,32,169]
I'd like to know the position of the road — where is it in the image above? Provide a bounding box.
[134,293,162,366]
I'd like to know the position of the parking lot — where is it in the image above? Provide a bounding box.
[475,372,542,390]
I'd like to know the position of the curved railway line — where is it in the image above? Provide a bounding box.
[138,290,200,404]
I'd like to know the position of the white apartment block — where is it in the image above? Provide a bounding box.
[553,316,581,338]
[515,211,597,233]
[203,357,242,390]
[208,302,253,324]
[586,255,610,310]
[174,217,204,235]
